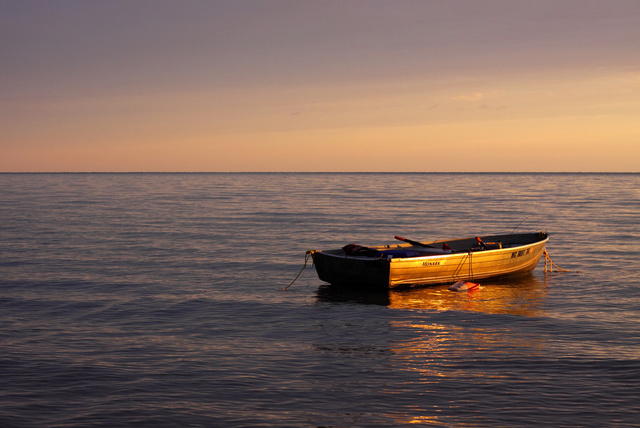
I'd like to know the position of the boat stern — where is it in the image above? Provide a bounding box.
[311,250,391,288]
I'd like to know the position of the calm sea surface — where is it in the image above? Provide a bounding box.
[1,173,639,427]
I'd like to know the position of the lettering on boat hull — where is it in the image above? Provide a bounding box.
[511,248,533,258]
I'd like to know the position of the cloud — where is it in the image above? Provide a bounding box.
[451,93,485,102]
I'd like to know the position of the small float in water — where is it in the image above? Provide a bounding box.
[448,281,481,292]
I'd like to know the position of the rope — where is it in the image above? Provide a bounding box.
[283,250,316,290]
[543,250,582,274]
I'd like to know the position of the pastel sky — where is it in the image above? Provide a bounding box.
[2,0,639,172]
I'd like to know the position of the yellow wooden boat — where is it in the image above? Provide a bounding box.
[310,232,549,289]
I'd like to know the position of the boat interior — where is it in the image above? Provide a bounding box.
[328,232,548,258]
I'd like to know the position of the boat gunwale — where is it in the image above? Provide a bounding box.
[316,233,549,262]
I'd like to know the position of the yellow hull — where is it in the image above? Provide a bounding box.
[311,232,549,289]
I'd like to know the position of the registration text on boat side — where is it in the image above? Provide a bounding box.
[511,248,533,258]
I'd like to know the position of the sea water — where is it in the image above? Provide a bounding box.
[1,173,639,427]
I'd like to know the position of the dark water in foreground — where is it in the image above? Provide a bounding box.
[1,173,639,427]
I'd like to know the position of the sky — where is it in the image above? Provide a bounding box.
[1,0,639,172]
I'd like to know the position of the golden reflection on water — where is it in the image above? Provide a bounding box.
[400,414,447,426]
[317,274,551,425]
[389,273,548,317]
[387,319,547,426]
[386,274,549,425]
[315,272,549,315]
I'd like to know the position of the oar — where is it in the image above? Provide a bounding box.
[394,236,435,248]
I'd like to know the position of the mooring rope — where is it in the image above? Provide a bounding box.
[543,250,582,274]
[283,250,316,290]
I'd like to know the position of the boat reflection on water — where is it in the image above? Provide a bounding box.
[390,273,548,317]
[388,274,550,425]
[316,284,391,306]
[317,273,548,317]
[315,273,550,426]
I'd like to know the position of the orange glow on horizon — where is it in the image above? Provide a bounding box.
[2,4,639,172]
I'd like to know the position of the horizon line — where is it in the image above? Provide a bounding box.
[1,171,638,175]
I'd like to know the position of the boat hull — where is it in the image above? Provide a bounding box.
[311,232,549,289]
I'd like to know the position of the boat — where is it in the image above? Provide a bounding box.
[309,232,549,289]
